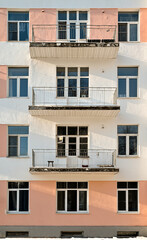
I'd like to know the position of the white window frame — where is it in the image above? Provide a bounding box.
[118,76,138,98]
[57,10,89,42]
[56,126,88,157]
[56,67,89,98]
[8,75,28,98]
[7,182,29,214]
[117,182,139,213]
[56,182,89,213]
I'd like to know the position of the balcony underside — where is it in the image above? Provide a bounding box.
[29,42,119,59]
[29,167,119,174]
[29,106,120,117]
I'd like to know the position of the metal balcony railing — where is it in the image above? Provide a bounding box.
[32,149,116,168]
[32,87,117,106]
[32,24,117,42]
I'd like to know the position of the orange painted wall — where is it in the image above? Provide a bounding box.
[90,9,118,41]
[0,125,7,157]
[0,181,147,226]
[0,66,7,98]
[29,9,56,42]
[140,9,147,42]
[0,9,7,41]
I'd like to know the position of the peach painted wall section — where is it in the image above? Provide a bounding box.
[0,9,7,41]
[0,66,7,98]
[0,181,147,226]
[0,125,7,157]
[90,9,118,41]
[29,9,56,42]
[140,9,147,42]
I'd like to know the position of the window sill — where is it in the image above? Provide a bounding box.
[117,211,139,215]
[6,211,30,215]
[7,156,30,159]
[56,211,89,214]
[117,155,140,158]
[119,41,140,43]
[7,97,29,99]
[7,41,29,43]
[118,97,140,100]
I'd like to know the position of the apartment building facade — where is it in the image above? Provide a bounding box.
[0,0,147,238]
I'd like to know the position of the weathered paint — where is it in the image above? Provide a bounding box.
[0,125,7,157]
[0,66,7,98]
[0,9,7,41]
[140,9,147,42]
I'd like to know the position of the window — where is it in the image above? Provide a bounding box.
[57,126,88,157]
[57,182,88,213]
[57,67,89,98]
[58,11,88,41]
[8,182,29,213]
[8,126,29,157]
[118,12,138,42]
[117,125,138,156]
[8,67,29,97]
[8,12,29,41]
[117,182,138,213]
[118,67,138,98]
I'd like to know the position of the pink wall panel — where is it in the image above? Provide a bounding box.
[0,9,7,41]
[140,9,147,42]
[0,125,7,157]
[0,66,7,98]
[29,9,56,42]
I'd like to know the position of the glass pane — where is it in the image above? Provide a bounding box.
[57,67,65,77]
[20,137,28,156]
[80,78,89,97]
[70,23,76,40]
[8,126,29,134]
[8,67,29,76]
[118,12,138,22]
[118,125,138,134]
[68,68,78,76]
[19,182,29,188]
[79,11,88,20]
[57,182,66,189]
[67,190,77,211]
[19,190,29,211]
[19,22,29,41]
[80,68,89,76]
[20,78,28,97]
[118,78,126,97]
[68,127,77,135]
[68,79,77,97]
[9,78,17,97]
[57,79,64,97]
[80,137,88,156]
[58,11,67,20]
[57,126,66,135]
[8,22,17,41]
[118,23,127,41]
[128,190,138,211]
[57,191,65,211]
[118,191,126,211]
[79,191,87,211]
[68,137,76,156]
[9,191,17,211]
[118,67,138,76]
[57,142,65,157]
[8,12,29,21]
[128,182,138,189]
[80,23,87,39]
[129,78,137,97]
[129,136,137,155]
[118,125,127,134]
[79,127,88,135]
[9,136,18,157]
[8,182,18,189]
[68,182,77,188]
[130,24,137,41]
[78,182,88,189]
[118,136,126,155]
[117,182,127,189]
[69,11,77,20]
[58,22,66,39]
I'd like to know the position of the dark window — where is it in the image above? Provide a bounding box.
[118,23,127,42]
[79,11,88,20]
[57,126,66,136]
[68,127,77,135]
[69,11,77,20]
[57,79,64,97]
[118,12,138,22]
[118,78,126,97]
[79,191,87,211]
[118,67,138,76]
[128,190,138,211]
[118,136,126,155]
[129,78,137,97]
[118,191,126,211]
[57,191,65,211]
[6,232,29,238]
[67,190,77,211]
[117,125,138,134]
[129,136,137,155]
[58,11,67,21]
[68,79,77,97]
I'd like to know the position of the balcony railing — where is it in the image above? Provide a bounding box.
[32,24,117,43]
[32,87,117,106]
[31,149,116,169]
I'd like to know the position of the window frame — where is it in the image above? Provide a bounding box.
[8,75,28,98]
[8,12,29,42]
[7,182,29,214]
[56,182,89,213]
[117,182,139,214]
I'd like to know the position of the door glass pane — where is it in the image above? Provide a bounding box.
[118,78,126,97]
[67,190,77,211]
[20,78,28,97]
[8,22,18,41]
[130,24,137,41]
[118,136,126,155]
[68,79,77,97]
[19,190,29,211]
[20,137,28,156]
[128,190,138,211]
[57,137,65,156]
[118,191,126,211]
[70,23,76,40]
[79,191,87,211]
[129,78,137,97]
[9,136,18,156]
[80,137,88,156]
[118,23,127,42]
[57,79,64,97]
[57,191,65,211]
[80,23,87,39]
[9,78,17,97]
[9,191,17,211]
[58,22,66,39]
[80,78,89,97]
[68,137,76,156]
[129,136,137,155]
[19,22,29,41]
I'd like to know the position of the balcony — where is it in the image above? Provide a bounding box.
[29,24,119,58]
[30,149,119,174]
[29,87,120,117]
